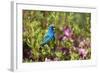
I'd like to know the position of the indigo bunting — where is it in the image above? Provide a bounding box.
[41,24,55,46]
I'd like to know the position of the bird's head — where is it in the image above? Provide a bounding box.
[49,24,55,30]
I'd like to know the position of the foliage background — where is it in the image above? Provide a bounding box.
[23,10,91,62]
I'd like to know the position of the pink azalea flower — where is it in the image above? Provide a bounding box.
[63,27,72,38]
[62,36,67,40]
[78,48,87,59]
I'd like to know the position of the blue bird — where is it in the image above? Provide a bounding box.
[40,24,55,46]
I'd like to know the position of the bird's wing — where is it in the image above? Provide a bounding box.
[41,35,51,46]
[43,35,50,42]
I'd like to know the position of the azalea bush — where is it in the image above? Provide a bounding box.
[23,10,91,62]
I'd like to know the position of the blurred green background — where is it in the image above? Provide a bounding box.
[23,10,91,62]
